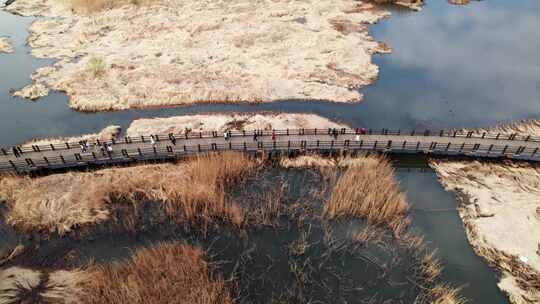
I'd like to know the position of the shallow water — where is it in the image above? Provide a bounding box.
[398,171,508,303]
[0,167,509,303]
[1,0,540,145]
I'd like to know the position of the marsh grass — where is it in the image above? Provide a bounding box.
[324,155,409,236]
[87,57,106,78]
[70,0,156,13]
[81,242,232,304]
[0,152,257,236]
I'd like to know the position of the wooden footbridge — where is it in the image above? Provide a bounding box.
[1,128,540,173]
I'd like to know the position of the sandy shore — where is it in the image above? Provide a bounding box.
[0,37,14,53]
[1,0,413,110]
[126,113,348,136]
[431,120,540,304]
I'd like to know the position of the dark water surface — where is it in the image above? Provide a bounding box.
[1,0,540,145]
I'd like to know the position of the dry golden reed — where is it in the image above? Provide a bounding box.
[81,242,232,304]
[324,155,409,236]
[0,152,257,235]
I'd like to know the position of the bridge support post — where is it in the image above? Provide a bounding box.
[1,148,6,156]
[8,160,18,173]
[459,143,465,152]
[60,155,66,164]
[416,142,420,151]
[43,157,49,165]
[487,144,493,154]
[532,148,538,157]
[445,142,451,151]
[138,148,143,157]
[402,141,407,150]
[502,145,508,154]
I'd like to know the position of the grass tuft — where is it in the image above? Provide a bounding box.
[324,155,409,236]
[81,242,232,304]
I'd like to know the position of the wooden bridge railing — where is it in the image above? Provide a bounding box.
[1,127,539,157]
[2,138,539,173]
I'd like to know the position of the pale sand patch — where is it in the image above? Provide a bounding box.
[0,37,14,54]
[126,113,349,136]
[4,0,400,111]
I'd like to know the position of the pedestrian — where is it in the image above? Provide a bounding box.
[150,135,156,147]
[253,132,258,141]
[224,131,228,141]
[107,143,113,155]
[355,134,360,142]
[79,142,86,153]
[169,133,177,145]
[272,130,276,141]
[100,143,106,156]
[360,127,366,135]
[332,128,338,140]
[12,146,20,158]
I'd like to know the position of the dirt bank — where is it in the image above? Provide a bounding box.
[2,0,410,110]
[126,113,348,136]
[0,37,13,53]
[431,120,540,304]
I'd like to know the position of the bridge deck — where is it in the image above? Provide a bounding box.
[1,129,539,173]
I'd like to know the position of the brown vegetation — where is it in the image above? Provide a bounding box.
[80,242,232,304]
[0,152,257,235]
[324,155,409,236]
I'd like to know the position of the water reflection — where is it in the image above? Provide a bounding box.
[0,0,539,146]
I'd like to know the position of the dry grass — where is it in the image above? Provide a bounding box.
[324,155,409,236]
[0,152,257,235]
[69,0,154,13]
[416,284,465,304]
[0,267,42,303]
[81,242,232,304]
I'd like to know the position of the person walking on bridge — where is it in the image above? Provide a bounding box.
[150,135,156,148]
[253,132,258,142]
[169,133,177,146]
[11,146,20,158]
[272,130,276,141]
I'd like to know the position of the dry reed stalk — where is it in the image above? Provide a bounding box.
[416,284,465,304]
[0,267,42,303]
[0,152,257,235]
[418,250,442,283]
[324,155,409,236]
[81,242,232,304]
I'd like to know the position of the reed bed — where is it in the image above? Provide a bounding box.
[81,242,232,304]
[324,155,409,236]
[0,152,257,235]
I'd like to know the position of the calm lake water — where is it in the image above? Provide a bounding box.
[1,0,540,145]
[1,0,538,302]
